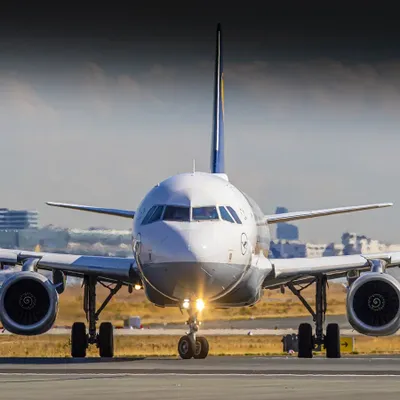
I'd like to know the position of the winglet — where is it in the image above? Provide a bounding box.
[46,202,135,219]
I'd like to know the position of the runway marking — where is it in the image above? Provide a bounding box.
[252,356,400,360]
[1,373,400,377]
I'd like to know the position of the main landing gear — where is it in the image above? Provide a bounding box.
[288,274,341,359]
[178,301,209,359]
[71,276,122,358]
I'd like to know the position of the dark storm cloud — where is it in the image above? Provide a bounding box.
[2,3,400,62]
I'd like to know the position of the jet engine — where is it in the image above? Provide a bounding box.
[346,272,400,336]
[0,271,59,335]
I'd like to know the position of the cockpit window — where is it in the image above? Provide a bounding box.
[163,206,190,221]
[219,206,235,223]
[141,205,164,225]
[226,206,242,224]
[147,205,164,223]
[193,206,219,221]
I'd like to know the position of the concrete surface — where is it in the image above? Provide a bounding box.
[1,314,369,336]
[1,355,400,374]
[1,374,400,400]
[1,356,400,399]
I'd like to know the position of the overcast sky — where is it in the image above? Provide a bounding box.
[1,4,400,243]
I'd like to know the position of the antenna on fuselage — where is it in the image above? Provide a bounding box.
[192,159,196,174]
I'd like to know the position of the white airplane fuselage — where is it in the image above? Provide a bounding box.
[132,172,273,308]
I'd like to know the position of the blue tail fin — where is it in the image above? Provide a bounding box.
[210,23,225,174]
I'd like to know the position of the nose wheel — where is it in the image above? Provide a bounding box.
[194,336,209,359]
[178,335,195,359]
[178,335,209,359]
[178,309,209,359]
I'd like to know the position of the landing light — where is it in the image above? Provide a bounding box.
[196,299,205,312]
[182,299,190,309]
[134,284,142,290]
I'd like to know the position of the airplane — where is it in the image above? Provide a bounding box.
[1,23,400,360]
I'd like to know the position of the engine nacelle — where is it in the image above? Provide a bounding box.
[0,271,59,335]
[347,272,400,336]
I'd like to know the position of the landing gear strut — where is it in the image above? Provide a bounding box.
[288,274,341,358]
[71,275,122,358]
[178,307,209,359]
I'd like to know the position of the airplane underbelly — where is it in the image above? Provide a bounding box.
[140,261,248,302]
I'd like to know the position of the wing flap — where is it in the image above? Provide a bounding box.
[264,202,393,224]
[46,202,135,219]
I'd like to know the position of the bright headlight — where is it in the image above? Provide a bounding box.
[182,299,190,309]
[196,299,205,312]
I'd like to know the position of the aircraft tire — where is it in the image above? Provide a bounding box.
[298,323,313,358]
[325,323,341,358]
[178,335,195,359]
[193,336,209,359]
[71,322,87,358]
[98,322,114,358]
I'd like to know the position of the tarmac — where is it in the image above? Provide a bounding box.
[2,316,400,398]
[147,314,351,330]
[1,356,400,399]
[0,315,381,336]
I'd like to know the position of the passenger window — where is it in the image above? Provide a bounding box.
[141,205,164,225]
[163,206,190,221]
[193,206,219,221]
[226,206,242,224]
[219,206,234,223]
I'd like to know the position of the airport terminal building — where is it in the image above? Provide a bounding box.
[0,208,38,230]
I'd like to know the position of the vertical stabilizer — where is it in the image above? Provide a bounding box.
[210,23,225,174]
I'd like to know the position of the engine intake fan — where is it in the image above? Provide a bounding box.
[0,271,59,335]
[347,272,400,336]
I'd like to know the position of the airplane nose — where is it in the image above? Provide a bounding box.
[140,223,222,263]
[138,223,244,301]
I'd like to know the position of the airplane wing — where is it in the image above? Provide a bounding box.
[264,252,400,288]
[46,202,135,219]
[0,248,141,285]
[264,202,393,224]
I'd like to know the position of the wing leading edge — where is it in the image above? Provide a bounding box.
[264,202,393,224]
[263,252,400,289]
[46,202,135,219]
[0,248,140,284]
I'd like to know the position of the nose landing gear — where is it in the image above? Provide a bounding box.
[178,304,209,359]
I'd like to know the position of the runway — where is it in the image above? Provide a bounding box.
[1,314,368,336]
[2,355,400,374]
[148,314,351,330]
[2,356,400,399]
